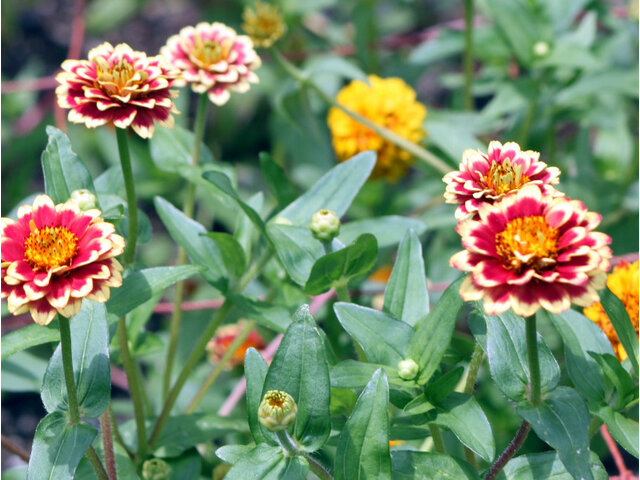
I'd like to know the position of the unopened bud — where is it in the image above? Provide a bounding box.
[67,189,97,211]
[258,390,297,431]
[142,458,170,480]
[309,209,340,241]
[533,41,550,57]
[397,358,419,380]
[242,0,287,48]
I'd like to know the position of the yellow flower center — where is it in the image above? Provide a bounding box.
[485,159,530,195]
[495,216,558,272]
[24,220,78,271]
[266,391,286,408]
[192,35,232,67]
[94,57,147,97]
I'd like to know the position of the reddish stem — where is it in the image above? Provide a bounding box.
[601,424,633,479]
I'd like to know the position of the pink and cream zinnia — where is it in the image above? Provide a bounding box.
[161,22,260,105]
[56,42,180,139]
[443,141,561,220]
[450,184,612,317]
[1,195,125,325]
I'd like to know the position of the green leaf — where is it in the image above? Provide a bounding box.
[222,444,309,480]
[27,412,97,480]
[600,286,640,377]
[231,295,293,333]
[588,352,635,409]
[203,232,247,279]
[276,151,376,225]
[245,348,277,445]
[433,392,495,462]
[484,310,560,401]
[1,322,60,361]
[41,126,97,204]
[1,351,48,393]
[339,216,427,249]
[304,233,378,295]
[408,277,464,385]
[391,450,479,480]
[107,265,204,319]
[495,451,608,480]
[306,55,369,83]
[216,444,255,464]
[545,309,613,403]
[41,301,110,418]
[259,152,298,208]
[333,303,413,366]
[425,366,465,404]
[516,387,593,480]
[330,360,415,390]
[166,450,201,480]
[334,369,391,480]
[383,229,429,327]
[596,406,639,458]
[202,171,268,237]
[149,123,215,172]
[154,196,227,290]
[263,306,331,451]
[235,192,264,256]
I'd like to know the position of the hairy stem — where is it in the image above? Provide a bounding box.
[100,410,118,480]
[86,446,110,480]
[483,421,531,480]
[115,128,138,264]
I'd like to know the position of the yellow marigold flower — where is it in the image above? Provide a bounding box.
[242,1,286,48]
[584,261,639,361]
[327,75,427,182]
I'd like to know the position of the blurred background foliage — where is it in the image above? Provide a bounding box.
[1,0,638,476]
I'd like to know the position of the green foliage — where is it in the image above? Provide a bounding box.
[600,286,640,377]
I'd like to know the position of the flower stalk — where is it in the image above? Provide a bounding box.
[274,430,333,480]
[463,0,474,110]
[100,409,118,480]
[429,424,446,453]
[526,315,541,405]
[115,128,138,264]
[462,342,484,467]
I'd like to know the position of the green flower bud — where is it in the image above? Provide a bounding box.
[397,358,419,380]
[258,390,298,431]
[142,458,170,480]
[309,209,340,241]
[67,189,97,211]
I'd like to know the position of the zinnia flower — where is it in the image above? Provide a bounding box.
[443,141,561,220]
[56,42,180,139]
[1,195,124,325]
[327,75,427,182]
[161,22,261,105]
[584,261,639,361]
[242,1,286,48]
[450,184,611,317]
[206,320,266,367]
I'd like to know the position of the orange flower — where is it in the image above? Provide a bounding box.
[206,320,266,367]
[584,261,639,361]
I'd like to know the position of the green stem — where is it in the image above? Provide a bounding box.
[58,315,81,424]
[276,431,333,480]
[269,48,451,175]
[429,424,446,453]
[108,404,132,458]
[463,0,474,110]
[163,93,209,399]
[185,320,256,413]
[115,128,138,264]
[462,342,484,467]
[100,410,118,480]
[334,283,351,303]
[304,453,334,480]
[275,430,299,457]
[117,317,147,463]
[525,315,541,405]
[518,100,536,146]
[86,446,110,480]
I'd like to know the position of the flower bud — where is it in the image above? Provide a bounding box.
[142,458,170,480]
[258,390,297,431]
[67,189,97,211]
[242,1,287,48]
[309,209,340,241]
[532,41,550,57]
[397,358,419,380]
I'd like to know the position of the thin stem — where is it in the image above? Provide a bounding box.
[58,315,81,424]
[275,430,299,457]
[115,128,138,264]
[429,424,446,453]
[334,284,351,303]
[116,317,147,463]
[463,0,474,110]
[269,48,451,175]
[525,315,541,405]
[86,446,110,480]
[163,93,209,399]
[108,404,131,458]
[1,435,30,462]
[601,424,631,478]
[518,100,536,146]
[185,320,256,413]
[483,421,531,480]
[100,410,118,480]
[304,453,334,480]
[462,342,484,467]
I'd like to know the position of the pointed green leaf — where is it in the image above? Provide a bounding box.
[335,369,391,480]
[263,306,331,451]
[235,192,264,256]
[41,301,110,418]
[383,229,428,326]
[41,126,97,204]
[339,216,427,249]
[330,360,415,390]
[223,445,309,480]
[305,233,378,295]
[596,406,639,458]
[245,348,277,445]
[27,412,97,480]
[600,286,639,377]
[277,151,376,224]
[2,322,60,361]
[259,152,298,208]
[588,352,635,409]
[231,295,293,333]
[408,277,464,385]
[391,451,479,480]
[516,387,593,480]
[203,232,247,279]
[495,451,608,480]
[334,303,413,366]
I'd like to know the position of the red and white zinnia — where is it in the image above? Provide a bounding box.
[161,22,260,105]
[1,195,124,325]
[443,141,561,220]
[56,42,180,138]
[450,184,612,317]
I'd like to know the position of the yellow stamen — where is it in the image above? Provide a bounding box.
[495,216,558,272]
[485,159,530,195]
[192,35,231,67]
[24,222,78,271]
